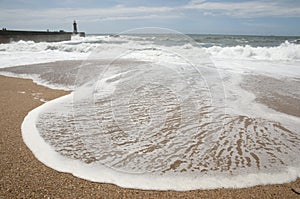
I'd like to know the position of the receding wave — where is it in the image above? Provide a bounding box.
[21,58,300,190]
[36,93,300,175]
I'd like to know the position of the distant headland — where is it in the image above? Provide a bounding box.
[0,20,85,43]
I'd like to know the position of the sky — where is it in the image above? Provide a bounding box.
[1,0,300,36]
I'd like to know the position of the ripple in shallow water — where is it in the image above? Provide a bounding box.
[36,90,300,176]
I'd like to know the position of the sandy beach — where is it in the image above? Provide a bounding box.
[0,74,299,198]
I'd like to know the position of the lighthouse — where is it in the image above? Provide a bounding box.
[73,20,78,34]
[72,20,85,37]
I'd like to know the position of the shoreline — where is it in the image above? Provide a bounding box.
[0,74,299,198]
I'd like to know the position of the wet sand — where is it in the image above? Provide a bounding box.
[241,75,300,117]
[0,74,299,198]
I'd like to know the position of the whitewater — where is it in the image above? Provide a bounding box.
[0,32,299,190]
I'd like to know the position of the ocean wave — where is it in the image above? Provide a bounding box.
[0,36,300,69]
[0,40,98,53]
[206,41,300,61]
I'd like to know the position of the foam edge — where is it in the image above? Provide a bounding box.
[21,94,300,191]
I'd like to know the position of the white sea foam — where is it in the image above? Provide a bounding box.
[22,91,300,190]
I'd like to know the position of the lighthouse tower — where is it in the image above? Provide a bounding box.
[73,20,78,34]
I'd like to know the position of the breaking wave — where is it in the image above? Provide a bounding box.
[0,36,299,69]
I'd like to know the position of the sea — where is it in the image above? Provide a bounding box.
[0,31,299,190]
